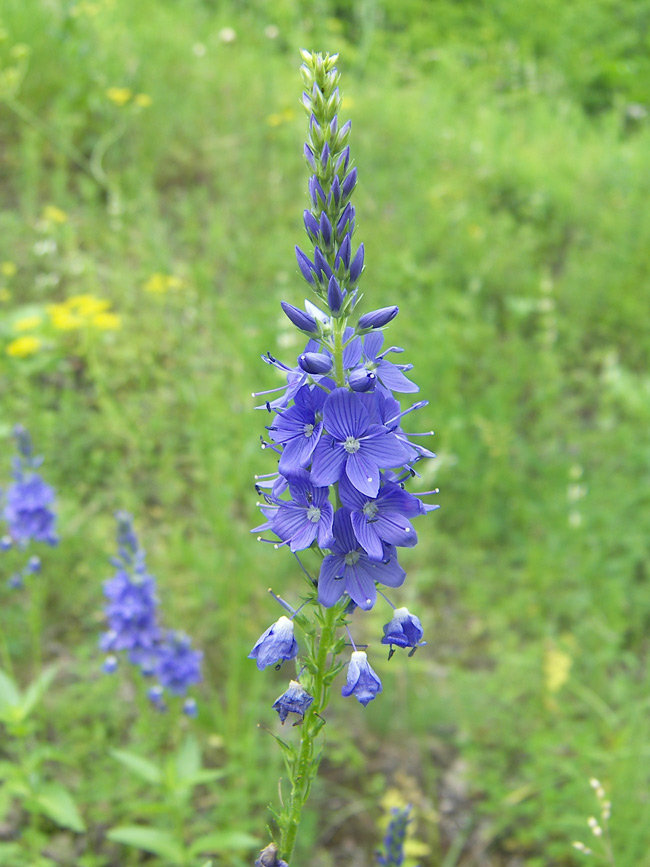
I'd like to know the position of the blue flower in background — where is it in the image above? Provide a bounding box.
[101,512,202,711]
[154,631,203,695]
[341,650,382,706]
[249,616,299,670]
[376,806,415,866]
[4,475,58,546]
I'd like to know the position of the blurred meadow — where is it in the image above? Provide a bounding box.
[2,0,650,864]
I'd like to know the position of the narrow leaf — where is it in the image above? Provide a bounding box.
[111,749,162,784]
[107,826,185,863]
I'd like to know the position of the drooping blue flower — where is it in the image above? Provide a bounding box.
[311,388,413,497]
[249,615,299,670]
[318,508,405,610]
[154,631,203,696]
[272,679,315,724]
[255,843,288,867]
[376,806,414,866]
[338,473,422,560]
[341,650,382,705]
[381,607,425,657]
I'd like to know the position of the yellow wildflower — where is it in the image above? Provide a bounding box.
[134,93,152,108]
[1,261,17,277]
[6,336,41,358]
[106,87,132,106]
[92,311,121,330]
[544,645,572,694]
[42,205,68,224]
[13,315,42,332]
[143,273,183,294]
[266,108,296,128]
[66,294,110,316]
[47,304,83,331]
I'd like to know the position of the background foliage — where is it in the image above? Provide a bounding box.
[1,0,650,864]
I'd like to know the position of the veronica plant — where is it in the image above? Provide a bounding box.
[250,52,439,863]
[0,425,58,591]
[100,511,202,716]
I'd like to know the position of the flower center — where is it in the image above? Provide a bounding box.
[362,501,378,520]
[306,506,321,523]
[344,550,360,566]
[343,436,360,454]
[303,423,314,438]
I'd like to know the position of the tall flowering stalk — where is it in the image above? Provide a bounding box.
[251,51,438,864]
[101,511,202,716]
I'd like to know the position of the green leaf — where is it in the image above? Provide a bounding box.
[21,666,58,718]
[111,749,162,784]
[184,769,227,786]
[107,826,185,863]
[33,783,86,832]
[189,831,259,857]
[174,734,201,782]
[0,670,20,713]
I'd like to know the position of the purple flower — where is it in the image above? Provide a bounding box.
[249,615,299,670]
[381,607,425,657]
[266,470,334,552]
[272,679,314,724]
[154,631,203,695]
[100,561,161,662]
[255,843,288,867]
[318,509,405,610]
[358,305,398,330]
[338,474,422,560]
[311,388,413,497]
[341,650,382,705]
[363,333,419,394]
[376,806,413,866]
[268,385,326,475]
[4,475,57,545]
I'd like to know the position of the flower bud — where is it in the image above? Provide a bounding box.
[298,352,333,375]
[348,368,376,392]
[350,243,364,282]
[295,246,316,284]
[358,306,399,330]
[327,275,344,314]
[281,301,319,334]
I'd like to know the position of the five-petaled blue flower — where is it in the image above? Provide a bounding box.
[249,615,299,670]
[261,470,334,552]
[311,388,413,497]
[342,650,382,706]
[318,508,405,610]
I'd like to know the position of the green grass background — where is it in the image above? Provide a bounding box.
[1,0,650,864]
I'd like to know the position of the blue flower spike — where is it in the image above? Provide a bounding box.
[342,650,383,706]
[249,615,299,670]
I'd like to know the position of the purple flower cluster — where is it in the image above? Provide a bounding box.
[1,426,58,588]
[376,806,416,867]
[251,52,438,709]
[101,511,202,715]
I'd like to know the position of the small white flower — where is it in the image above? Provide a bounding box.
[218,27,236,43]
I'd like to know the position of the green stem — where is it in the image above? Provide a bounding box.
[280,603,339,863]
[332,317,346,388]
